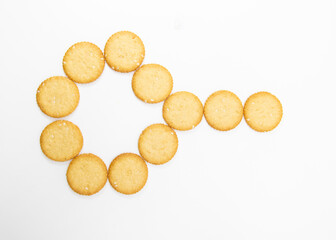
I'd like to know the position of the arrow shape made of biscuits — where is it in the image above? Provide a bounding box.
[36,31,283,196]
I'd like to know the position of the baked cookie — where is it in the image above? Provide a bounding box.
[132,64,173,103]
[67,153,107,195]
[244,91,283,132]
[104,31,145,72]
[36,76,80,118]
[108,153,148,195]
[204,90,243,131]
[40,120,83,161]
[138,124,178,165]
[63,42,105,83]
[162,91,203,131]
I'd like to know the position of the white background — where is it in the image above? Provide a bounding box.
[1,0,336,239]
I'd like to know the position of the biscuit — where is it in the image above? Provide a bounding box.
[132,64,173,103]
[104,31,145,72]
[138,124,178,165]
[204,90,243,131]
[67,153,107,195]
[63,42,105,84]
[162,91,203,131]
[40,120,83,161]
[244,91,283,132]
[108,153,148,195]
[36,76,80,118]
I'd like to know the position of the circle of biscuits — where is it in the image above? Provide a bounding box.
[37,31,283,196]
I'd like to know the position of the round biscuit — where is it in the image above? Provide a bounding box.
[132,64,173,103]
[63,42,105,84]
[108,153,148,195]
[40,120,83,161]
[162,91,203,131]
[36,76,80,118]
[244,92,283,132]
[204,90,243,131]
[104,31,145,72]
[138,124,178,165]
[67,153,107,195]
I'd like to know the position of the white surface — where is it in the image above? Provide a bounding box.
[1,0,336,239]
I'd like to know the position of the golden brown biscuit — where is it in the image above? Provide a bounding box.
[36,76,80,118]
[244,91,283,132]
[138,124,178,165]
[108,153,148,195]
[67,153,107,195]
[204,90,243,131]
[132,64,173,103]
[40,120,83,161]
[63,42,105,83]
[162,91,203,131]
[104,31,145,72]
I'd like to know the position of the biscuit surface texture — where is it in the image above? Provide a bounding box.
[67,153,107,195]
[204,90,243,131]
[244,92,283,132]
[104,31,145,72]
[132,64,173,103]
[108,153,148,194]
[162,91,203,131]
[138,124,178,165]
[63,42,105,83]
[40,120,83,161]
[36,76,80,118]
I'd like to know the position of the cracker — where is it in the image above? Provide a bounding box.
[104,31,145,72]
[63,42,105,84]
[108,153,148,195]
[40,120,83,161]
[138,124,178,165]
[67,153,107,195]
[36,76,80,118]
[204,90,243,131]
[162,91,203,131]
[244,91,283,132]
[132,64,173,103]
